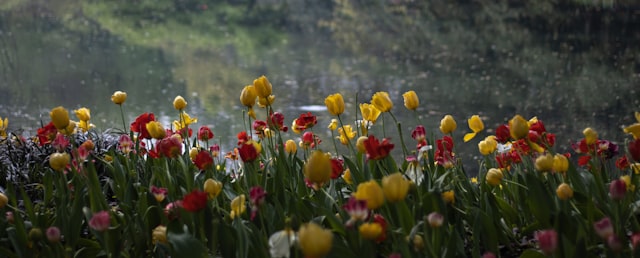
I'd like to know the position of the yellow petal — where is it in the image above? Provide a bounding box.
[463,132,477,142]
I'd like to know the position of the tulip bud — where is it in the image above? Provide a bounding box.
[382,173,410,203]
[534,229,558,256]
[509,115,529,140]
[485,168,503,186]
[354,180,385,210]
[402,90,419,111]
[356,136,368,153]
[556,183,573,200]
[583,127,598,145]
[298,223,333,258]
[74,107,91,121]
[50,106,70,130]
[203,179,223,199]
[152,225,168,244]
[111,91,127,105]
[253,75,273,98]
[427,212,444,227]
[442,190,455,204]
[29,228,43,241]
[46,227,61,243]
[553,154,569,173]
[439,115,457,134]
[359,222,383,240]
[0,193,7,209]
[371,92,393,112]
[240,85,257,107]
[173,96,187,110]
[304,151,332,188]
[146,121,166,139]
[49,152,71,172]
[285,139,297,154]
[610,179,627,201]
[324,93,345,116]
[535,154,554,172]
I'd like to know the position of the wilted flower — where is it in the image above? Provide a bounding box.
[230,194,246,219]
[463,115,484,142]
[152,225,168,245]
[89,211,110,232]
[50,106,70,130]
[354,180,385,210]
[325,93,345,116]
[337,125,356,145]
[111,91,127,105]
[304,151,332,189]
[203,179,222,199]
[439,115,457,134]
[269,228,296,258]
[293,112,317,132]
[402,90,419,111]
[485,168,503,186]
[328,119,338,131]
[343,197,368,226]
[371,92,393,112]
[381,173,410,203]
[556,183,573,200]
[534,229,558,256]
[298,223,333,258]
[182,190,207,212]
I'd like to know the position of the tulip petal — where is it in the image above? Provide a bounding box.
[463,132,477,142]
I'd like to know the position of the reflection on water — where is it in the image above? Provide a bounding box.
[1,1,639,173]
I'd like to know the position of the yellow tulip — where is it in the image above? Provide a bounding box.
[463,115,484,142]
[111,91,127,105]
[371,92,393,112]
[60,120,76,135]
[253,75,273,98]
[485,168,503,186]
[328,119,338,131]
[553,154,569,174]
[535,154,554,172]
[0,193,7,209]
[439,115,457,134]
[77,120,94,132]
[285,139,297,154]
[402,90,419,111]
[173,96,187,110]
[337,125,356,145]
[49,152,70,172]
[239,85,257,107]
[509,115,529,140]
[583,127,598,145]
[230,194,246,219]
[0,117,7,137]
[342,168,353,184]
[304,151,332,188]
[298,223,333,258]
[382,173,410,202]
[324,93,345,116]
[556,183,573,200]
[360,103,381,123]
[74,107,91,121]
[478,136,497,155]
[356,136,368,153]
[204,178,223,199]
[442,190,455,204]
[621,175,635,192]
[173,112,198,130]
[152,225,168,245]
[257,95,275,107]
[50,106,70,130]
[624,123,640,139]
[189,147,198,160]
[146,121,166,139]
[358,222,383,240]
[354,180,385,210]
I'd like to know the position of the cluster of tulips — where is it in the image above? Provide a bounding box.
[1,75,640,258]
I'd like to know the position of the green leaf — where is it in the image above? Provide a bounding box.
[519,249,546,258]
[168,231,207,257]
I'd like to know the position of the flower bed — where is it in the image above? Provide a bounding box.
[0,76,639,258]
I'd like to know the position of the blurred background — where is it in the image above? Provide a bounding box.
[1,0,639,170]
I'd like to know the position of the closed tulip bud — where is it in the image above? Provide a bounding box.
[230,194,246,219]
[0,193,7,209]
[152,225,168,244]
[382,173,410,202]
[553,154,569,173]
[145,121,166,139]
[508,115,529,140]
[556,183,573,200]
[411,234,424,251]
[354,180,385,210]
[535,154,554,172]
[535,229,558,256]
[253,75,273,98]
[356,136,368,153]
[240,85,257,107]
[298,223,333,258]
[49,152,70,172]
[427,212,444,227]
[610,179,627,201]
[304,151,332,188]
[324,93,345,116]
[485,168,503,186]
[74,107,91,121]
[50,106,70,130]
[29,228,43,241]
[402,90,419,111]
[442,190,455,204]
[46,227,61,243]
[583,127,598,145]
[439,115,457,134]
[285,139,297,154]
[371,92,393,112]
[359,222,383,240]
[203,179,223,199]
[111,91,127,105]
[173,95,187,110]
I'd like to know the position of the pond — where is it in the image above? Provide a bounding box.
[1,1,639,173]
